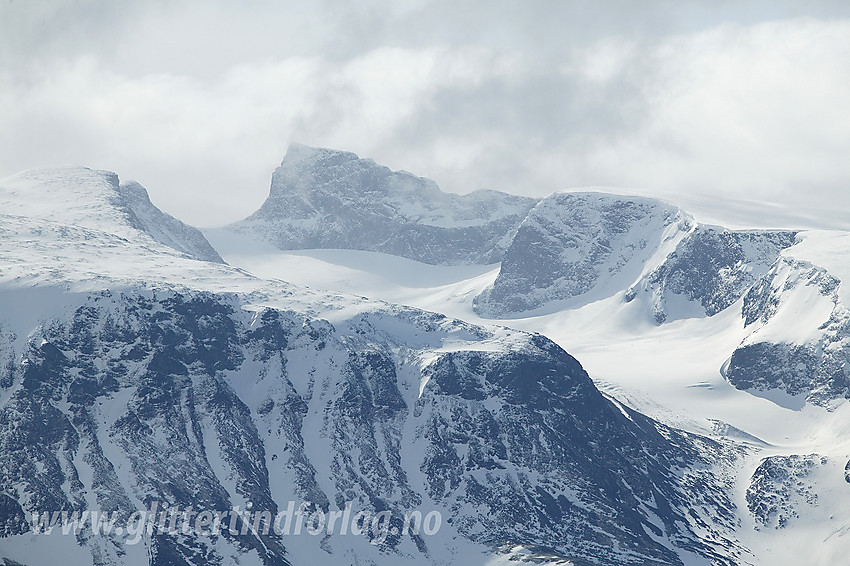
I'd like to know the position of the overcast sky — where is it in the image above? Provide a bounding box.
[2,0,849,226]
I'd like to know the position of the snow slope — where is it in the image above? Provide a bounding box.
[0,167,222,264]
[3,156,850,565]
[1,167,751,566]
[207,201,850,566]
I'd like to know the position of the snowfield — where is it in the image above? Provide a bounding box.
[2,150,850,566]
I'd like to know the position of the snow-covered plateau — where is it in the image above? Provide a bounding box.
[2,147,849,566]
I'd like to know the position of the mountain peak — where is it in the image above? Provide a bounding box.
[0,166,122,225]
[0,165,223,264]
[230,145,538,265]
[280,142,361,168]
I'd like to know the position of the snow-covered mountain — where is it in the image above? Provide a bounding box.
[225,144,537,265]
[471,193,798,321]
[221,146,850,409]
[0,166,750,566]
[0,166,223,266]
[202,145,850,565]
[3,150,850,566]
[627,225,797,325]
[0,288,743,566]
[473,192,691,317]
[724,232,850,407]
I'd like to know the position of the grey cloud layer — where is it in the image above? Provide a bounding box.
[2,1,849,225]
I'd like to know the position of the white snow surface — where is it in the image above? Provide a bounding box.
[205,219,850,566]
[0,166,584,566]
[0,166,222,265]
[2,164,850,565]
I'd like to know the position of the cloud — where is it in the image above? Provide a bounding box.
[577,19,850,201]
[1,2,849,226]
[0,46,524,224]
[366,18,850,209]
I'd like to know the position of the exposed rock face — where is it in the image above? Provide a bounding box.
[116,181,224,263]
[416,338,742,565]
[631,227,797,324]
[227,144,537,265]
[746,455,825,529]
[726,342,820,398]
[0,289,742,566]
[0,291,287,565]
[725,258,850,406]
[474,193,689,317]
